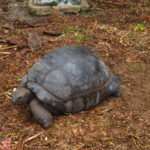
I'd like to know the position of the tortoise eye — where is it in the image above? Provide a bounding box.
[18,97,22,101]
[16,96,23,104]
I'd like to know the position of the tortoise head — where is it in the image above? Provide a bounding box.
[107,74,122,97]
[12,87,32,105]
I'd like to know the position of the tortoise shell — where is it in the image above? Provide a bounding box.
[22,46,119,113]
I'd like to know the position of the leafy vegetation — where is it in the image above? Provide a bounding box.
[135,24,147,31]
[64,25,92,42]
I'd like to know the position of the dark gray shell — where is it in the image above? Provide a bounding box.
[22,46,114,113]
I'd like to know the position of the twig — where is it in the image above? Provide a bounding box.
[17,132,44,150]
[0,39,7,43]
[131,135,141,150]
[91,20,98,34]
[102,1,127,6]
[17,134,23,150]
[87,0,97,8]
[130,134,140,140]
[0,46,17,50]
[23,131,44,143]
[100,108,113,115]
[0,52,11,55]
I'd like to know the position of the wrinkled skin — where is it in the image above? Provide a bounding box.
[12,87,33,104]
[29,98,53,129]
[12,87,53,129]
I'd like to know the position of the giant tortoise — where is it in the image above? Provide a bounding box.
[12,46,122,128]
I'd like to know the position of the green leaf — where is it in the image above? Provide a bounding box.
[135,24,147,31]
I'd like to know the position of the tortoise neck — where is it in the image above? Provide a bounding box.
[27,92,36,104]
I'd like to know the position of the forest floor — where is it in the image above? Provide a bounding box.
[0,0,149,150]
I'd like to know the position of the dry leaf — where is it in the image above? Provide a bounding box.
[101,131,107,136]
[3,29,9,34]
[90,110,96,114]
[0,138,11,150]
[79,128,84,135]
[143,16,150,21]
[106,53,109,56]
[126,55,134,63]
[109,141,114,145]
[72,128,78,134]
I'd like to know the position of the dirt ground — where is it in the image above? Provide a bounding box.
[0,0,149,150]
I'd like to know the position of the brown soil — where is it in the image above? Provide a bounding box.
[0,0,149,150]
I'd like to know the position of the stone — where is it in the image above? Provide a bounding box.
[28,0,89,16]
[3,23,14,30]
[28,32,43,50]
[5,2,46,26]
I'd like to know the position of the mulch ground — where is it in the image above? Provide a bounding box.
[0,0,149,150]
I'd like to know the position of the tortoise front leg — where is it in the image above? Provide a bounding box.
[29,98,53,129]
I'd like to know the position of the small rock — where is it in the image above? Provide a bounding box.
[28,32,43,50]
[0,0,9,5]
[5,2,46,26]
[0,24,2,31]
[43,30,62,36]
[28,0,89,16]
[3,23,14,30]
[7,37,27,48]
[0,8,3,15]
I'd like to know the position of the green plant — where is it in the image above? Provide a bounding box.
[81,13,96,18]
[0,104,4,108]
[75,34,86,41]
[31,9,42,16]
[75,33,92,42]
[64,25,78,35]
[129,63,137,72]
[35,2,58,6]
[16,29,27,36]
[135,24,147,31]
[64,26,92,42]
[21,0,28,8]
